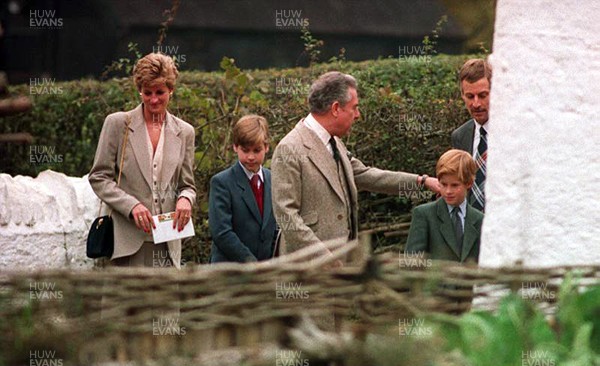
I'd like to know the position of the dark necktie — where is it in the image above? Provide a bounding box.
[329,137,341,163]
[451,206,464,258]
[472,127,487,212]
[250,174,264,217]
[329,136,355,239]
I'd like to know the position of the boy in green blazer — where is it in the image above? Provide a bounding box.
[406,149,484,263]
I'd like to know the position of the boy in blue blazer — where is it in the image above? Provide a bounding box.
[406,149,484,263]
[209,115,277,263]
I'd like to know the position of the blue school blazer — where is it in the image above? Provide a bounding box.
[209,162,277,263]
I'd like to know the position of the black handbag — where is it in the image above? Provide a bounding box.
[86,114,131,259]
[86,215,114,258]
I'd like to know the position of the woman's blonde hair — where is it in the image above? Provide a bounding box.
[132,52,179,91]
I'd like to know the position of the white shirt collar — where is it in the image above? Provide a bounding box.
[446,198,468,217]
[303,113,332,147]
[474,118,489,133]
[238,161,264,182]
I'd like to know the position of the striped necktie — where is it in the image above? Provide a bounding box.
[472,126,487,211]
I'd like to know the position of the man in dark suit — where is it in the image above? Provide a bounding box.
[451,59,492,212]
[209,115,277,263]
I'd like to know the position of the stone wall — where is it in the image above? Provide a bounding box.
[0,170,97,269]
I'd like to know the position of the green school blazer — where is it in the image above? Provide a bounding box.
[405,198,483,263]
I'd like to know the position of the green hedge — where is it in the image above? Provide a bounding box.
[0,55,475,263]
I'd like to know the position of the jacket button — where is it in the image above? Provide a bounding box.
[161,199,165,203]
[337,214,343,220]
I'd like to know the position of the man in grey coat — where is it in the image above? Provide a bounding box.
[271,71,440,268]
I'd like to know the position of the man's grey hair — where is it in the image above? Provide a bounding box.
[308,72,357,115]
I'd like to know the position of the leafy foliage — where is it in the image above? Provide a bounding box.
[435,278,600,366]
[101,42,143,80]
[0,55,479,263]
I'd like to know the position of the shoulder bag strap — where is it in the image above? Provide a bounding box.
[97,113,132,218]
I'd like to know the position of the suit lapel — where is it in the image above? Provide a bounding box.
[233,163,262,224]
[159,112,182,185]
[436,199,461,260]
[464,119,476,154]
[461,205,480,261]
[262,170,273,230]
[129,104,153,189]
[297,122,346,203]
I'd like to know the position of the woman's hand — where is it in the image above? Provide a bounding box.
[131,203,155,233]
[173,197,192,232]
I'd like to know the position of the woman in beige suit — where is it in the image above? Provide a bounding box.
[89,53,196,268]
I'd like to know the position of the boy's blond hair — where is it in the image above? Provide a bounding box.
[436,149,477,185]
[233,115,270,147]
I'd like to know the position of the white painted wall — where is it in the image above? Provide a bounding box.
[0,170,97,269]
[480,0,600,267]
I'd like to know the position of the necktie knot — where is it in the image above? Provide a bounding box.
[452,207,462,225]
[480,126,487,136]
[250,174,263,217]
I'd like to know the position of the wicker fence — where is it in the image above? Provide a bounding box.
[1,238,598,365]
